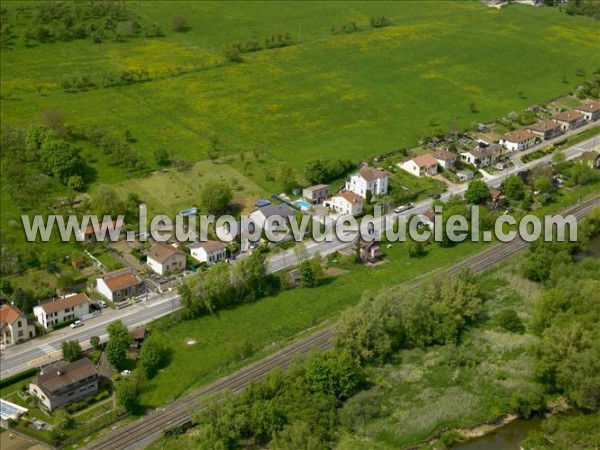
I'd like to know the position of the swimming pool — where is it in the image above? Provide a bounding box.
[295,200,311,209]
[0,398,28,421]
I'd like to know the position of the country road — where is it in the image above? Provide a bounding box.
[1,132,598,380]
[85,194,600,450]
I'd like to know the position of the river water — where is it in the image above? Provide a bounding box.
[451,417,542,450]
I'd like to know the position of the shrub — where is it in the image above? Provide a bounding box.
[497,309,525,333]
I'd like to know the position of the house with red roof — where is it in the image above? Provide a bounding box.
[1,304,35,344]
[96,268,144,302]
[33,293,90,329]
[399,153,438,177]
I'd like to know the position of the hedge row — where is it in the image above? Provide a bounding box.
[0,367,38,390]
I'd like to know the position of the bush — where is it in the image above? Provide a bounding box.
[497,309,525,333]
[53,318,76,330]
[0,368,37,390]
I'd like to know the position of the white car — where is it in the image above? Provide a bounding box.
[97,301,108,308]
[70,320,83,329]
[394,202,414,213]
[121,370,132,377]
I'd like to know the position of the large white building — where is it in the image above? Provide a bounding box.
[189,240,227,265]
[33,293,90,329]
[345,166,388,197]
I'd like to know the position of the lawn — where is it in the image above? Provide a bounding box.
[1,2,599,189]
[111,160,268,217]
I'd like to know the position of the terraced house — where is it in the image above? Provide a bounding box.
[526,120,564,140]
[551,110,586,130]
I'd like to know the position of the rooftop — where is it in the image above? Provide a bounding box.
[552,110,584,122]
[147,242,185,263]
[412,153,438,168]
[502,129,537,143]
[189,240,226,253]
[433,149,457,161]
[0,304,25,325]
[37,293,89,315]
[34,358,97,398]
[98,268,141,292]
[358,165,388,181]
[575,100,600,113]
[335,190,364,205]
[527,120,562,133]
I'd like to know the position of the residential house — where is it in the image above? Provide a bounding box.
[189,240,227,265]
[302,184,329,204]
[581,151,600,169]
[29,358,98,411]
[96,268,144,302]
[325,191,364,216]
[433,149,458,169]
[488,188,506,207]
[359,241,382,263]
[33,293,90,329]
[551,110,586,131]
[457,169,474,182]
[526,120,564,140]
[460,144,501,169]
[499,130,537,152]
[399,153,438,178]
[574,100,600,122]
[249,203,295,235]
[345,165,388,197]
[76,218,124,243]
[0,304,35,344]
[147,242,186,275]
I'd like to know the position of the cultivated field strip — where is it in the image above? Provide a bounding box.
[87,196,599,450]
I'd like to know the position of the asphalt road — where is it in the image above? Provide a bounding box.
[1,132,598,379]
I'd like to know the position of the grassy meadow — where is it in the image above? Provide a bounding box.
[2,1,599,189]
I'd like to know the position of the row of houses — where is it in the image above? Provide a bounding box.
[500,101,600,151]
[399,101,600,177]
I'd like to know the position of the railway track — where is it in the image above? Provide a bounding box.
[87,196,599,450]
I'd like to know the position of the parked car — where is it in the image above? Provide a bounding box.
[70,320,83,329]
[121,370,132,377]
[97,301,108,309]
[429,193,441,200]
[394,202,414,213]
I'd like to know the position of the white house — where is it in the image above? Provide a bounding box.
[324,191,364,216]
[433,149,457,169]
[345,165,388,197]
[189,240,227,265]
[146,242,186,275]
[574,100,600,122]
[249,203,295,235]
[399,153,438,178]
[0,304,35,344]
[33,293,90,329]
[499,130,537,152]
[96,268,144,302]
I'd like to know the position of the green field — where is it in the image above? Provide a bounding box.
[2,1,599,189]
